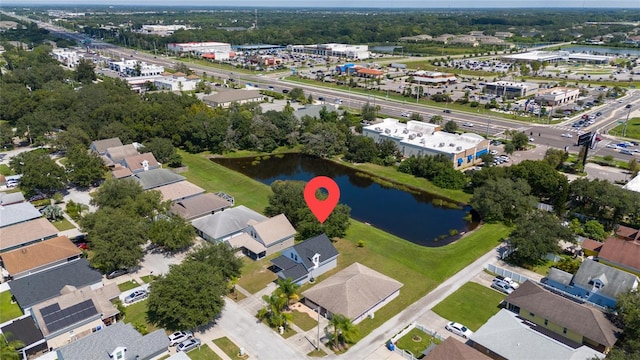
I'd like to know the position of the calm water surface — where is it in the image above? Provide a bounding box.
[213,154,477,247]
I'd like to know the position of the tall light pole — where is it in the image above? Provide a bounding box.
[623,105,632,137]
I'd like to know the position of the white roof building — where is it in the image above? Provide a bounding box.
[51,48,82,68]
[167,41,232,54]
[535,87,581,106]
[624,174,640,193]
[290,43,370,59]
[363,119,489,169]
[503,50,611,64]
[412,71,457,84]
[109,60,164,77]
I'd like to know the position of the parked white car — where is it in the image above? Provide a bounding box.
[491,279,515,294]
[445,322,473,338]
[168,331,193,347]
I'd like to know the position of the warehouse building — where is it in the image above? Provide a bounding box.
[362,119,489,169]
[483,81,539,99]
[290,43,370,59]
[167,41,232,55]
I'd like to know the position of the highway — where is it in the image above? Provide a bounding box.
[9,12,640,161]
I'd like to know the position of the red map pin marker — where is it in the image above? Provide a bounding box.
[304,176,340,224]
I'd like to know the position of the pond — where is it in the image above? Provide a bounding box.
[212,154,478,247]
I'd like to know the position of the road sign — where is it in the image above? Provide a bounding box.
[577,132,593,146]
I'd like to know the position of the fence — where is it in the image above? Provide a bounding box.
[390,322,447,360]
[486,264,531,284]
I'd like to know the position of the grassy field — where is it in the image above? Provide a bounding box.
[118,279,142,292]
[212,337,244,358]
[123,299,158,334]
[395,327,441,357]
[0,164,12,176]
[50,217,76,231]
[0,291,22,323]
[608,117,640,140]
[432,282,505,331]
[187,344,223,360]
[179,150,511,339]
[292,310,318,331]
[140,275,157,284]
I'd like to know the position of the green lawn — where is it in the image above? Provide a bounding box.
[0,291,23,323]
[0,164,12,176]
[50,217,76,231]
[395,327,441,357]
[140,275,157,284]
[432,282,505,331]
[179,150,511,340]
[187,344,223,360]
[212,337,244,358]
[118,280,142,292]
[308,349,328,357]
[122,299,158,334]
[608,117,640,140]
[292,310,318,331]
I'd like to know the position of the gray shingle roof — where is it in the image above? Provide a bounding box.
[9,259,103,309]
[572,259,639,300]
[293,233,338,270]
[57,322,169,360]
[506,281,620,347]
[547,267,573,286]
[192,205,267,240]
[171,193,233,220]
[0,317,44,349]
[0,202,42,228]
[90,137,123,155]
[271,255,308,281]
[0,192,25,205]
[133,168,185,190]
[203,89,263,105]
[471,309,605,360]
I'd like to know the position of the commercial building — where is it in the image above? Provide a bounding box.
[483,81,539,99]
[167,41,232,55]
[535,87,580,106]
[290,43,370,59]
[503,50,611,64]
[139,24,191,36]
[109,60,164,77]
[412,71,457,85]
[51,48,81,68]
[362,119,489,169]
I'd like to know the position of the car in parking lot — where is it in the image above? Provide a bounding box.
[168,331,194,347]
[621,149,634,155]
[561,133,572,138]
[124,290,148,304]
[445,322,473,338]
[491,279,515,294]
[490,150,498,155]
[177,338,201,352]
[494,276,519,289]
[528,137,535,142]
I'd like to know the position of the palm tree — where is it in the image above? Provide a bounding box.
[0,333,24,360]
[327,314,346,349]
[276,278,299,309]
[327,314,359,349]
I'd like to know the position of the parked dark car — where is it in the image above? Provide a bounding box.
[106,269,129,279]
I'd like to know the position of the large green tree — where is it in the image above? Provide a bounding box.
[90,178,144,209]
[65,144,107,188]
[10,150,67,196]
[344,135,378,163]
[508,211,574,264]
[140,137,182,167]
[148,214,196,251]
[470,177,537,224]
[185,242,242,281]
[74,58,97,84]
[610,290,640,358]
[0,333,24,360]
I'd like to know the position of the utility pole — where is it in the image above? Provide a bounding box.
[623,106,632,137]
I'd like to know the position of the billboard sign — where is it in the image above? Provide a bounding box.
[577,132,593,146]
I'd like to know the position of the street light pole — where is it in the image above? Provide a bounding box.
[623,106,632,137]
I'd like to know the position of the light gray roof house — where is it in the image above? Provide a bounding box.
[133,168,185,190]
[0,202,42,228]
[9,259,103,311]
[90,137,123,155]
[192,205,267,241]
[470,309,605,360]
[171,193,233,220]
[552,259,639,300]
[202,89,265,108]
[56,322,169,360]
[0,192,25,205]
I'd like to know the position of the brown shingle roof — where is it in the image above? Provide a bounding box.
[106,144,139,163]
[302,262,403,319]
[581,238,603,253]
[615,225,640,241]
[505,281,620,347]
[1,236,81,275]
[0,218,58,252]
[424,337,491,360]
[111,165,133,179]
[599,237,640,272]
[91,137,123,155]
[170,193,232,220]
[124,152,160,172]
[154,181,205,202]
[252,214,296,247]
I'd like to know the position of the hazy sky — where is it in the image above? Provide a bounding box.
[9,0,640,7]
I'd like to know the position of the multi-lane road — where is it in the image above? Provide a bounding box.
[10,12,640,161]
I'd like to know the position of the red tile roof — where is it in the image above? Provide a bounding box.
[599,236,640,272]
[357,68,384,75]
[581,238,603,252]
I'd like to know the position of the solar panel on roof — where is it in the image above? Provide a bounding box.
[42,300,98,333]
[40,303,61,317]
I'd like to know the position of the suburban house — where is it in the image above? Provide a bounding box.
[597,236,640,276]
[30,283,120,349]
[504,281,619,353]
[614,225,640,242]
[545,259,639,309]
[133,168,185,190]
[470,309,605,360]
[0,236,83,280]
[227,213,296,260]
[580,238,604,257]
[123,152,161,173]
[170,192,233,220]
[202,89,265,108]
[0,316,47,359]
[9,259,103,314]
[0,191,25,205]
[302,262,403,324]
[89,137,123,156]
[154,181,205,202]
[55,322,169,360]
[111,164,133,179]
[0,202,43,228]
[0,218,58,253]
[423,337,491,360]
[192,205,267,242]
[103,144,140,167]
[270,233,339,284]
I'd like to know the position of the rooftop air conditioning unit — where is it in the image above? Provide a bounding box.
[417,132,423,137]
[385,129,391,134]
[456,146,462,151]
[449,143,455,147]
[439,142,445,147]
[403,129,409,134]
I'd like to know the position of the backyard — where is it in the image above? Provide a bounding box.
[395,327,442,358]
[0,290,22,323]
[432,282,506,331]
[122,299,158,334]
